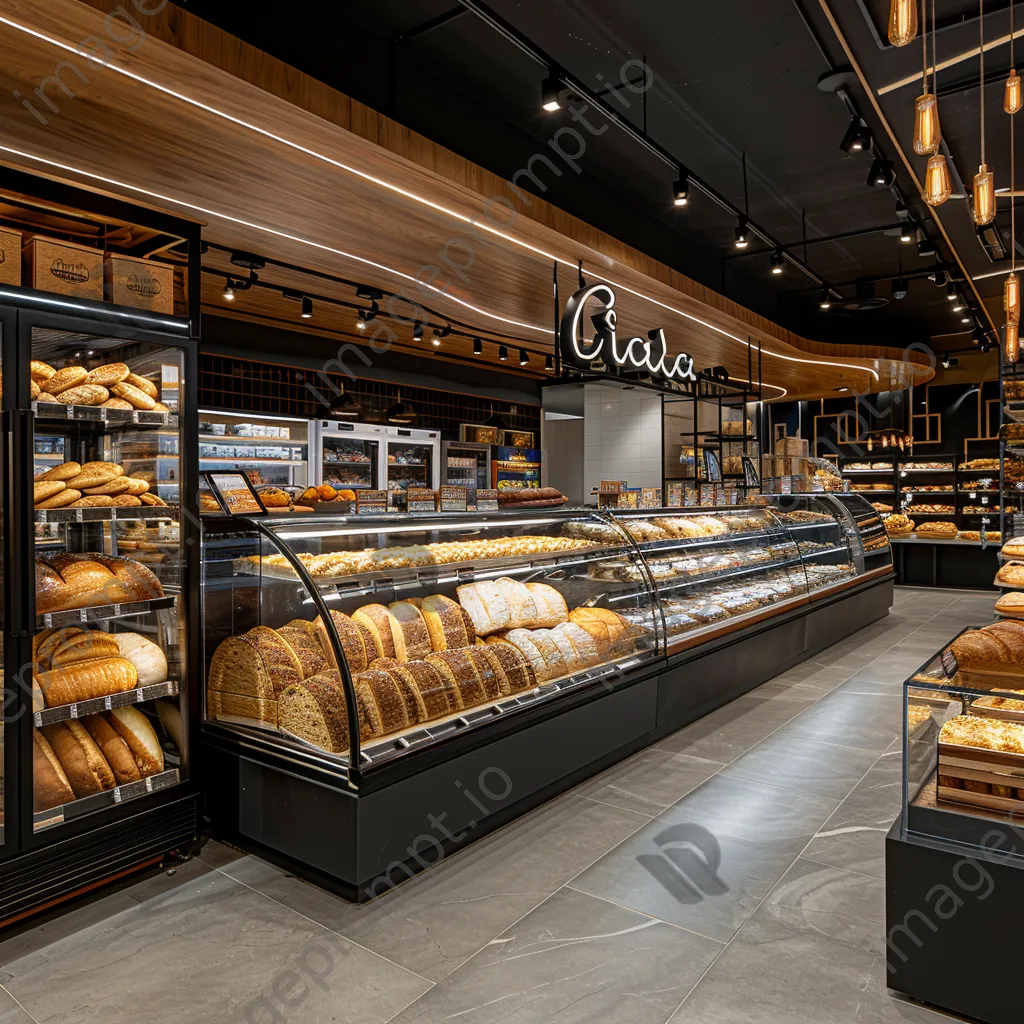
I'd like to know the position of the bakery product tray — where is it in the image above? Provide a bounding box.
[34,680,178,728]
[33,766,181,831]
[938,741,1024,814]
[32,402,176,429]
[37,593,176,628]
[35,505,177,524]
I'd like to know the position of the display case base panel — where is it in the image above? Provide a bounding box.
[206,575,892,900]
[893,541,999,588]
[886,813,1024,1024]
[0,795,198,924]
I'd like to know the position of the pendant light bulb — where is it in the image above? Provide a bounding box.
[973,164,996,226]
[888,0,918,46]
[1006,272,1021,326]
[1006,69,1023,114]
[922,153,951,206]
[913,93,941,156]
[1008,322,1020,364]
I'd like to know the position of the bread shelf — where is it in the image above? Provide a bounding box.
[34,680,179,728]
[38,593,177,628]
[199,457,305,466]
[32,403,176,429]
[34,505,177,524]
[34,766,181,832]
[200,433,301,445]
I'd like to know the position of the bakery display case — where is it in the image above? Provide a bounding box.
[198,409,309,490]
[311,420,384,492]
[201,494,893,899]
[385,428,440,507]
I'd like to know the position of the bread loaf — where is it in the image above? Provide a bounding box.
[87,554,164,603]
[313,611,371,674]
[390,661,461,718]
[527,628,568,680]
[35,488,81,509]
[83,477,132,496]
[125,372,158,398]
[65,465,119,490]
[44,553,118,608]
[84,362,130,387]
[480,642,536,694]
[352,605,400,661]
[38,461,81,482]
[35,558,69,613]
[110,381,156,410]
[106,706,164,777]
[33,729,75,811]
[50,631,120,668]
[426,649,486,706]
[56,384,109,406]
[278,671,377,753]
[101,398,133,410]
[285,619,317,638]
[34,480,66,504]
[30,360,56,383]
[982,621,1024,661]
[553,621,601,668]
[355,670,413,734]
[69,495,115,508]
[277,626,328,679]
[387,602,432,661]
[81,713,141,784]
[525,583,569,626]
[465,647,502,700]
[42,720,115,797]
[122,477,150,495]
[111,632,168,685]
[36,656,138,707]
[457,581,511,635]
[996,591,1024,619]
[950,630,1014,672]
[421,595,475,650]
[110,495,142,507]
[499,629,547,680]
[41,366,87,395]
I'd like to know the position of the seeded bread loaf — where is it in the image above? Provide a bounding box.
[278,670,378,754]
[425,649,485,706]
[314,610,372,674]
[352,604,400,661]
[390,661,461,718]
[387,601,432,661]
[421,595,476,650]
[277,626,328,679]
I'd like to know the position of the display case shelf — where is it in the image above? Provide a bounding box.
[34,505,177,524]
[34,767,182,831]
[37,593,177,628]
[33,403,176,429]
[34,680,179,727]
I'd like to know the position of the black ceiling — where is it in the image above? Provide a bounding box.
[171,0,1020,356]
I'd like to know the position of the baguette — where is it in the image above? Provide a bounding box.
[41,720,115,797]
[81,713,141,784]
[106,706,164,777]
[36,656,139,707]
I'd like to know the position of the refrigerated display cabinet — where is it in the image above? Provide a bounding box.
[493,445,540,490]
[311,420,384,491]
[385,427,440,507]
[441,439,490,492]
[201,494,892,899]
[198,409,309,490]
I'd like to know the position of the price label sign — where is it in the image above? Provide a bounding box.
[477,488,499,511]
[439,485,468,512]
[356,490,388,515]
[407,488,437,512]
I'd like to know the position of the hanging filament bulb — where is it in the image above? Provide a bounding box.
[888,0,918,45]
[1007,322,1020,364]
[1007,70,1023,114]
[1007,273,1021,326]
[923,153,951,206]
[913,93,941,154]
[974,164,996,225]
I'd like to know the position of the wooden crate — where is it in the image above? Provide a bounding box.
[104,253,174,314]
[0,227,21,286]
[23,236,103,300]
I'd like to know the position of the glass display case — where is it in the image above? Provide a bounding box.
[201,494,891,776]
[385,429,439,507]
[198,409,309,491]
[442,440,490,491]
[312,420,383,491]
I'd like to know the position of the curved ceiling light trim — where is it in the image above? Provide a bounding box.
[0,144,549,335]
[0,13,889,387]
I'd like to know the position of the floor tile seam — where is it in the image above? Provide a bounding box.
[211,864,437,989]
[0,985,41,1024]
[560,884,728,946]
[660,730,902,1022]
[797,852,891,885]
[577,794,657,820]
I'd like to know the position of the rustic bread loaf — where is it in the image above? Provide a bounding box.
[457,581,511,635]
[494,577,539,626]
[41,366,87,395]
[313,611,371,674]
[81,713,141,784]
[111,632,168,685]
[355,670,413,735]
[352,604,400,661]
[480,643,536,694]
[56,384,109,406]
[101,398,133,410]
[84,362,130,387]
[106,706,164,777]
[390,661,461,718]
[285,618,318,638]
[110,381,156,410]
[34,480,66,504]
[421,595,475,650]
[110,494,142,507]
[38,461,81,482]
[83,477,132,496]
[69,495,115,508]
[42,720,115,797]
[277,626,328,679]
[950,629,1014,672]
[465,647,502,700]
[50,630,120,668]
[122,477,150,495]
[425,649,485,706]
[64,464,120,490]
[87,554,164,603]
[553,621,602,668]
[996,591,1024,619]
[278,670,379,753]
[30,360,56,383]
[125,371,158,398]
[32,729,75,811]
[525,583,569,626]
[35,488,81,509]
[36,656,138,707]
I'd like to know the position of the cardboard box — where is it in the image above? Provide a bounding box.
[774,436,805,457]
[0,227,21,286]
[105,253,174,314]
[23,236,103,300]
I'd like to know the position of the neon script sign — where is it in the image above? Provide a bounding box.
[560,283,697,384]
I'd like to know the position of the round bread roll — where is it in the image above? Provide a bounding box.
[34,480,66,503]
[109,382,155,410]
[30,360,56,383]
[101,398,133,410]
[84,363,129,387]
[38,461,82,482]
[124,372,158,399]
[41,366,88,395]
[35,488,81,509]
[55,384,109,406]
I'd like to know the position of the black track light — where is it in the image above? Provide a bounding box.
[734,220,750,249]
[431,323,452,347]
[952,296,966,313]
[432,330,442,347]
[899,225,913,243]
[942,356,959,369]
[300,295,313,319]
[945,281,958,301]
[672,174,689,207]
[413,323,424,341]
[770,250,785,275]
[519,349,529,366]
[892,278,909,300]
[918,236,938,258]
[896,202,911,221]
[545,355,554,371]
[223,280,235,302]
[867,157,895,188]
[541,71,563,112]
[498,345,508,362]
[473,337,483,355]
[840,117,872,154]
[819,286,833,310]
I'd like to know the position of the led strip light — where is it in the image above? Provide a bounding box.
[0,13,890,390]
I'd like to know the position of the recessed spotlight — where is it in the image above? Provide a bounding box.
[519,348,529,366]
[673,174,689,207]
[734,220,749,248]
[770,250,785,275]
[541,71,563,112]
[300,296,313,319]
[498,345,508,362]
[834,386,850,392]
[942,356,959,368]
[473,337,483,355]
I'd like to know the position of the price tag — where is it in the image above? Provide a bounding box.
[356,490,388,515]
[407,488,437,512]
[104,696,113,710]
[476,489,499,511]
[69,703,78,719]
[439,485,468,512]
[113,787,123,803]
[136,688,145,702]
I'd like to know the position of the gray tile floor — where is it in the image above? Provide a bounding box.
[0,587,993,1023]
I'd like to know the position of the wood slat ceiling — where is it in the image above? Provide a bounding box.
[0,0,934,400]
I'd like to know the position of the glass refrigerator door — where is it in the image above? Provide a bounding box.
[322,435,380,490]
[387,441,434,506]
[28,325,187,835]
[444,444,489,490]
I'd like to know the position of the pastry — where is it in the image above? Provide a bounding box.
[106,705,164,776]
[40,366,87,395]
[110,381,156,410]
[33,728,75,811]
[41,720,115,797]
[84,362,130,387]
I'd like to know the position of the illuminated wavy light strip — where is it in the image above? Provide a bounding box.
[0,144,549,334]
[0,14,879,386]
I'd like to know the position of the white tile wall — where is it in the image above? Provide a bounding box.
[582,383,663,499]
